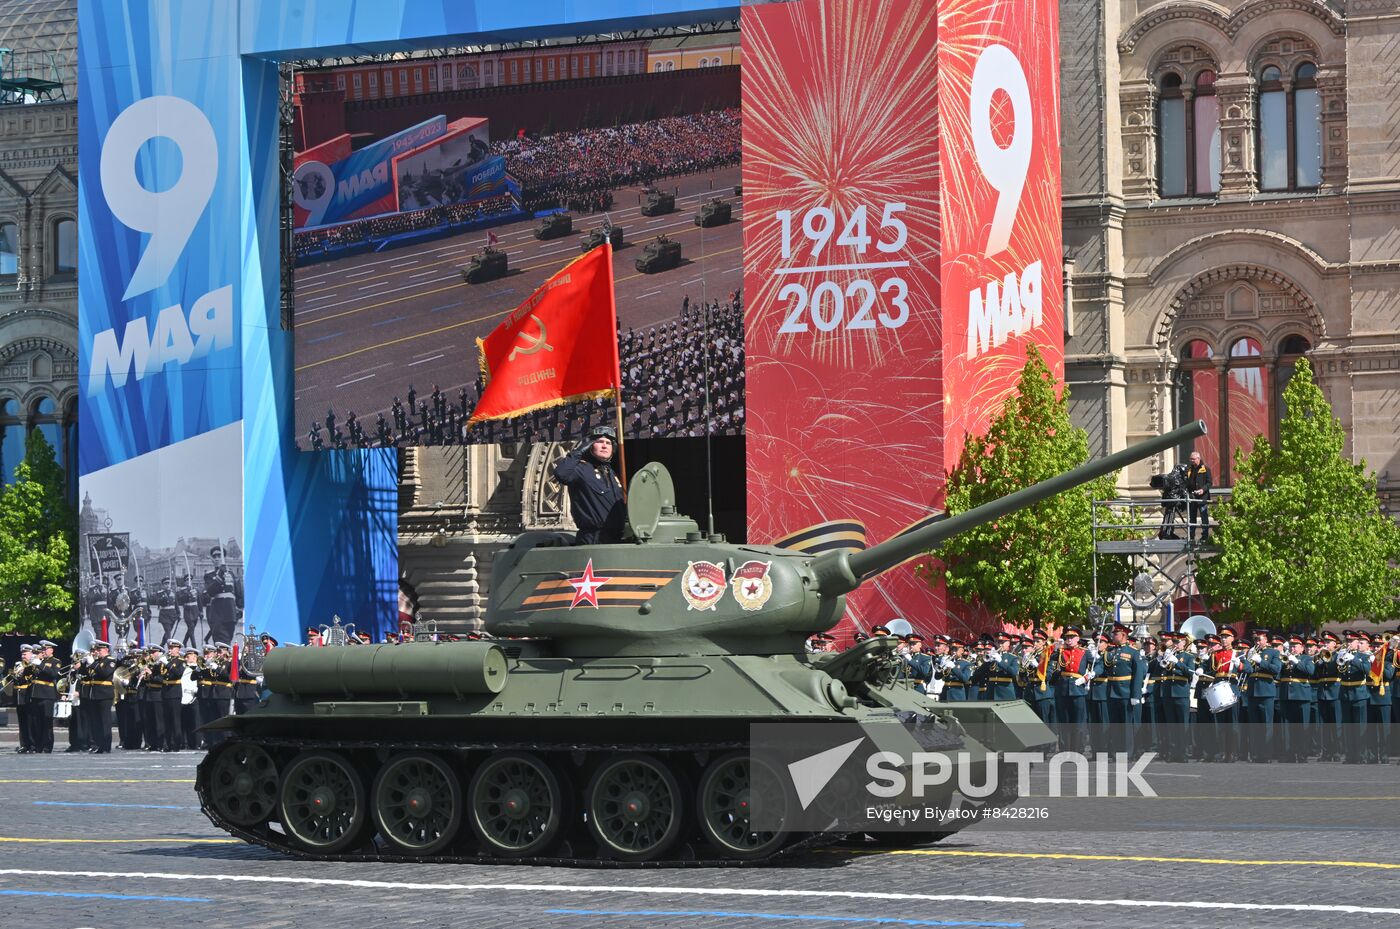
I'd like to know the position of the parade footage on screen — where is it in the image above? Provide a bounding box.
[289,28,745,451]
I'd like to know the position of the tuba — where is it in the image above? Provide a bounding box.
[236,625,269,675]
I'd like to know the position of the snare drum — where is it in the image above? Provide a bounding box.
[53,700,72,719]
[1204,679,1237,714]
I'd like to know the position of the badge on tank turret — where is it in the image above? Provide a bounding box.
[681,561,726,611]
[732,560,774,611]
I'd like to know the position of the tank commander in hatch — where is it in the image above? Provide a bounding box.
[552,424,627,544]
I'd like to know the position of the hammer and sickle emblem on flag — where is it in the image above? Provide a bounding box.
[508,314,554,361]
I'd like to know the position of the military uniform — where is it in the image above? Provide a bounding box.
[1191,640,1216,760]
[1105,627,1146,757]
[203,547,243,648]
[196,650,218,747]
[1022,635,1056,725]
[233,660,262,715]
[11,648,35,753]
[971,636,1020,701]
[552,430,627,544]
[1087,634,1110,754]
[29,644,61,753]
[140,651,166,750]
[1337,639,1371,764]
[161,645,185,751]
[1279,637,1316,763]
[1155,632,1196,763]
[83,646,117,753]
[116,654,142,749]
[1052,632,1093,754]
[1366,636,1394,763]
[1242,636,1282,762]
[152,581,181,647]
[939,649,973,702]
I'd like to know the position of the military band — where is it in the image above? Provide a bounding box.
[872,621,1399,764]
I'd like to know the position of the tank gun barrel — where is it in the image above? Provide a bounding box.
[813,420,1206,594]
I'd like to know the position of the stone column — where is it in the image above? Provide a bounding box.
[1215,74,1256,198]
[1120,82,1157,201]
[1316,68,1348,191]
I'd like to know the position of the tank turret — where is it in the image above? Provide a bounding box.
[197,421,1204,865]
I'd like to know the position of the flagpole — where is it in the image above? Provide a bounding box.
[605,241,628,493]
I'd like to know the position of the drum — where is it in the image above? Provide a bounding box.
[53,700,72,719]
[1204,679,1237,714]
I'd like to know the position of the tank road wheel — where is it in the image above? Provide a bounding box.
[278,751,371,854]
[371,753,462,856]
[207,742,278,827]
[467,751,564,857]
[696,752,788,860]
[585,753,684,862]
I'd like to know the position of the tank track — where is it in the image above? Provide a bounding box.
[196,737,841,868]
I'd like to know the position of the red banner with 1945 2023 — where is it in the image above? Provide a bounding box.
[742,0,1063,638]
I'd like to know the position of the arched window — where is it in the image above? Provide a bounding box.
[1226,337,1268,464]
[0,399,24,485]
[1259,63,1322,190]
[0,222,17,276]
[1158,70,1219,198]
[1176,339,1220,475]
[53,218,76,275]
[31,397,61,468]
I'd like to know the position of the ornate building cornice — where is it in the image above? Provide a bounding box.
[1119,0,1345,55]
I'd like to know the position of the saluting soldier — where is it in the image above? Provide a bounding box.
[85,641,118,753]
[1052,627,1093,754]
[161,640,185,751]
[1105,623,1146,758]
[1241,628,1282,762]
[1279,634,1316,763]
[29,640,61,753]
[1155,631,1196,763]
[12,644,35,753]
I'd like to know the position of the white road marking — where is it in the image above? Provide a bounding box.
[407,354,446,366]
[408,269,442,279]
[0,870,1394,916]
[413,346,452,358]
[334,374,376,388]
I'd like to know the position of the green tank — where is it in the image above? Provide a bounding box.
[579,224,624,253]
[197,421,1205,865]
[695,198,732,227]
[640,189,675,216]
[459,247,508,284]
[534,212,573,240]
[634,235,683,274]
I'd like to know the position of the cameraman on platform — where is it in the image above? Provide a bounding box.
[1184,450,1212,542]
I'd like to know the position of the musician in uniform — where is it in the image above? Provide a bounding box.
[140,645,166,750]
[1336,630,1371,763]
[11,644,35,753]
[1155,631,1195,763]
[1140,636,1160,755]
[116,647,142,749]
[1021,631,1055,725]
[939,638,973,702]
[203,546,243,648]
[1087,631,1110,755]
[206,643,234,746]
[900,634,933,695]
[30,640,61,753]
[1366,633,1394,763]
[1052,627,1093,753]
[233,650,262,715]
[1279,634,1315,763]
[196,645,218,747]
[84,641,117,753]
[1105,623,1146,758]
[1191,635,1217,760]
[179,649,201,749]
[1240,628,1282,762]
[1312,632,1342,760]
[971,633,1020,701]
[151,577,181,648]
[161,640,185,751]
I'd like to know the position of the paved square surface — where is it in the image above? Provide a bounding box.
[0,740,1397,929]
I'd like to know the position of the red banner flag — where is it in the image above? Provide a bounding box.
[468,243,619,424]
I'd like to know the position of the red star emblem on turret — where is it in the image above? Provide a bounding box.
[567,559,611,609]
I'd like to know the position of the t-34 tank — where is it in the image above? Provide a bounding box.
[534,212,573,240]
[634,235,682,274]
[459,247,508,284]
[579,224,624,253]
[197,421,1205,865]
[640,188,675,216]
[694,197,732,227]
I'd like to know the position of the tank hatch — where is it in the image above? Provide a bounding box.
[626,462,699,543]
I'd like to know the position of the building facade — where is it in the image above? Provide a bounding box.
[0,0,78,499]
[1061,0,1399,513]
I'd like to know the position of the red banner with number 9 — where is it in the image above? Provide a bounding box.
[743,0,1062,638]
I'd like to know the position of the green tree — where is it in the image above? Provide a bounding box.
[0,429,77,637]
[934,346,1132,626]
[1197,360,1400,627]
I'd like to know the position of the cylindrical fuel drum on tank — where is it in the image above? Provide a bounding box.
[263,642,509,698]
